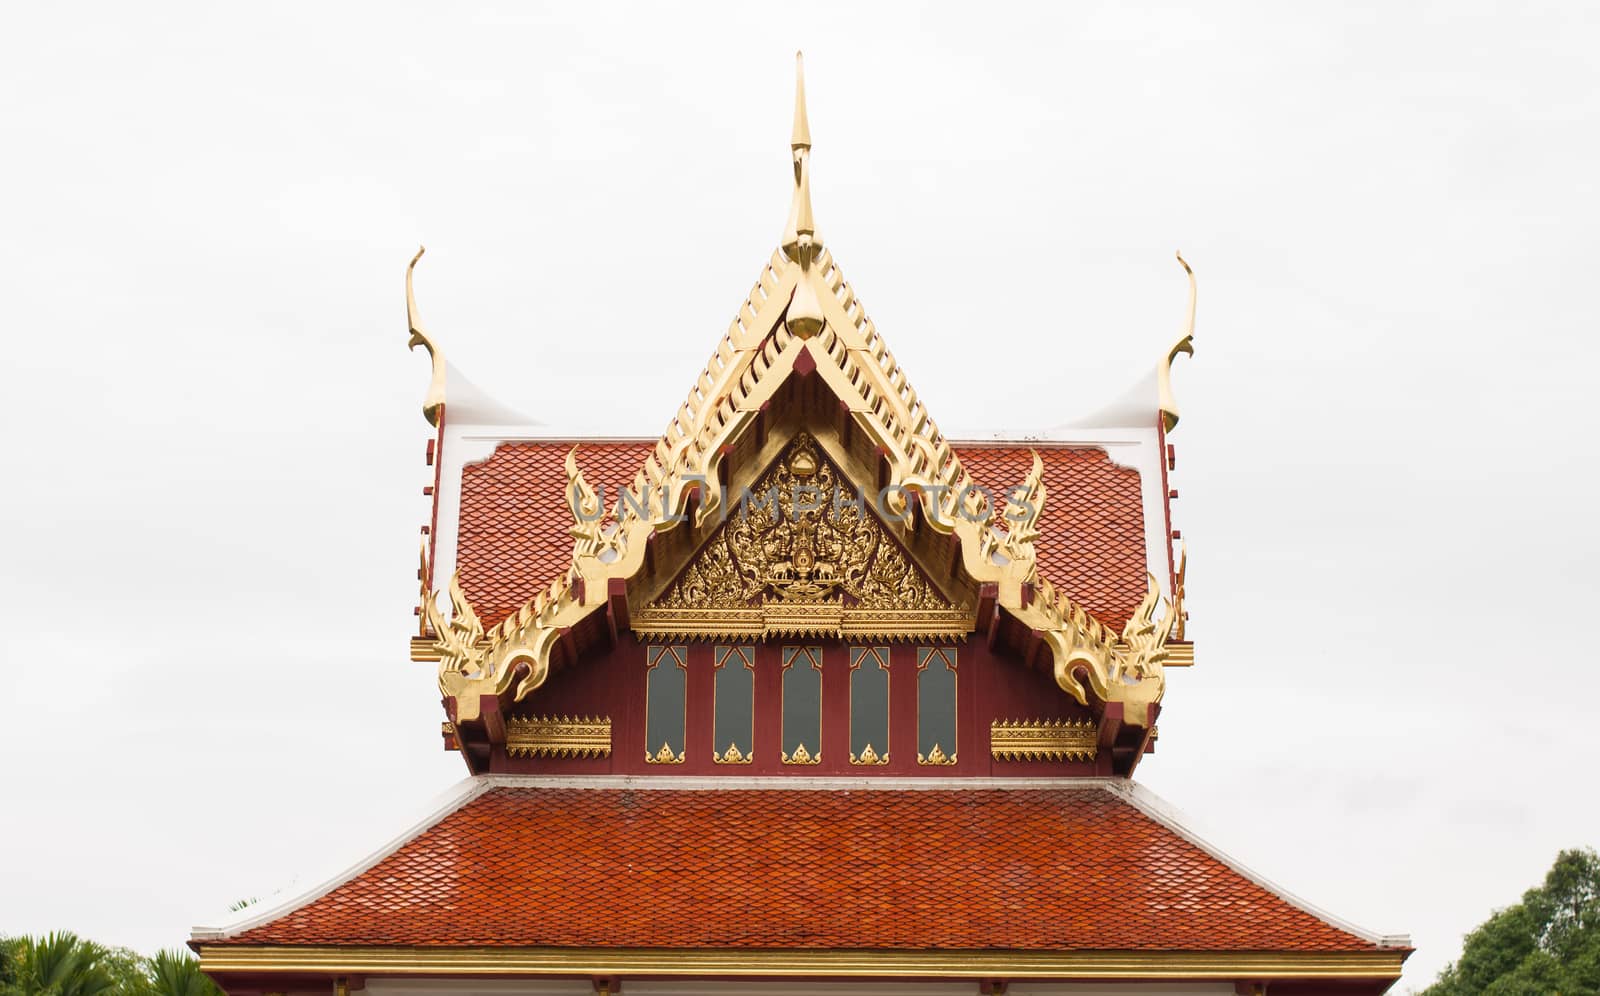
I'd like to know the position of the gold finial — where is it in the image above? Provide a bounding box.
[791,51,811,151]
[1158,251,1196,433]
[782,52,825,337]
[406,246,448,427]
[782,52,821,261]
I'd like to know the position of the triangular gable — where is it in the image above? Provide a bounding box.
[632,432,970,640]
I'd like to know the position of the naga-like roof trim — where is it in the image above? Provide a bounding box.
[414,54,1193,731]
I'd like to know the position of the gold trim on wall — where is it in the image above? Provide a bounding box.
[198,945,1406,981]
[506,716,612,759]
[990,719,1097,762]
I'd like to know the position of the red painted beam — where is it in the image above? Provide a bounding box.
[608,577,631,631]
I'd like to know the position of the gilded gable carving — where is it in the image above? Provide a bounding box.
[636,434,970,639]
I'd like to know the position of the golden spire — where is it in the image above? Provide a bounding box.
[791,50,811,151]
[782,51,824,339]
[782,52,820,261]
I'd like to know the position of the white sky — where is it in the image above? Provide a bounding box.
[2,2,1596,991]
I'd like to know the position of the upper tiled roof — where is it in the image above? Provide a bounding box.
[960,446,1146,628]
[457,441,653,628]
[456,442,1145,629]
[220,784,1380,952]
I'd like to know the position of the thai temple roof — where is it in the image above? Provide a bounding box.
[193,54,1409,994]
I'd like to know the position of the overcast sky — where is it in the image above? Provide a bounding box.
[3,2,1596,991]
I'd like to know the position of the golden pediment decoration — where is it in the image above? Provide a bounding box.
[506,715,612,759]
[918,743,955,766]
[715,743,752,764]
[634,433,970,639]
[990,718,1098,762]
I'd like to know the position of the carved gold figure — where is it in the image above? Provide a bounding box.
[652,434,951,612]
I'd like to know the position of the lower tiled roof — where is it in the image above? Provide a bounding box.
[221,785,1380,952]
[456,442,1146,629]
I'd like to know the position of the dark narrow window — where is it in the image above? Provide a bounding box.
[849,646,890,765]
[713,645,755,764]
[781,646,823,764]
[645,645,687,763]
[917,647,957,765]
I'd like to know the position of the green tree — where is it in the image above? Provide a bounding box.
[142,951,219,996]
[0,934,211,996]
[1,937,23,996]
[1423,847,1600,995]
[5,932,117,996]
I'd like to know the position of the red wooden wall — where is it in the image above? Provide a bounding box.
[491,635,1108,777]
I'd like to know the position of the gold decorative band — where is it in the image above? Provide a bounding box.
[197,945,1405,981]
[630,606,973,640]
[505,715,611,759]
[990,719,1098,762]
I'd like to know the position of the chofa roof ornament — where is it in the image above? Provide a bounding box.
[1158,251,1197,433]
[406,246,448,428]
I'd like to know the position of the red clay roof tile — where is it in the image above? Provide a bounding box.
[457,442,652,628]
[960,446,1147,629]
[224,787,1377,952]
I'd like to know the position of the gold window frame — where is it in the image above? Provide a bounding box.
[644,644,687,764]
[916,646,958,765]
[848,645,891,765]
[712,645,756,764]
[780,645,823,765]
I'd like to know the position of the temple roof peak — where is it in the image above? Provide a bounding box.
[781,52,821,271]
[790,50,811,151]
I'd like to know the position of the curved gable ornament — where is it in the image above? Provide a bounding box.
[414,57,1190,730]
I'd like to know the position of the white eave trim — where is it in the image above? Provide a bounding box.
[1110,781,1413,951]
[189,777,492,942]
